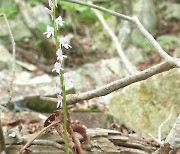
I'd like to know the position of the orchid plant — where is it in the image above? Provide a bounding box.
[43,0,73,153]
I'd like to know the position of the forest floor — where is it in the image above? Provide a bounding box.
[1,14,180,154]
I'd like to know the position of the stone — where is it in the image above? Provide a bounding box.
[0,4,50,42]
[69,58,129,92]
[109,68,180,138]
[0,45,13,70]
[163,2,180,20]
[0,58,128,112]
[0,15,31,42]
[132,0,157,34]
[125,45,143,65]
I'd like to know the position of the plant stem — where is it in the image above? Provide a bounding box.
[52,0,69,153]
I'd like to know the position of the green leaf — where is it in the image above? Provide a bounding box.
[157,35,179,47]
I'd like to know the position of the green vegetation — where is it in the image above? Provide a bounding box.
[157,35,179,48]
[0,2,18,18]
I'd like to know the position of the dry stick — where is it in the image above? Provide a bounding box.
[0,13,15,154]
[0,13,16,103]
[132,16,171,61]
[17,121,60,154]
[62,0,132,22]
[158,106,174,144]
[62,0,171,60]
[148,106,175,145]
[41,59,180,105]
[91,6,136,74]
[32,140,65,150]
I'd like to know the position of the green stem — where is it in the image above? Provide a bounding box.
[52,1,69,153]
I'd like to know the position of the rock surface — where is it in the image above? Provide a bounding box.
[0,45,12,70]
[0,58,127,112]
[109,68,180,138]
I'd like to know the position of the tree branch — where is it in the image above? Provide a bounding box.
[91,5,136,74]
[40,0,180,106]
[62,0,172,60]
[131,16,171,60]
[17,121,61,154]
[62,0,132,22]
[41,59,180,105]
[0,13,16,103]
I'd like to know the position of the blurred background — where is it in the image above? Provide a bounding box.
[0,0,180,141]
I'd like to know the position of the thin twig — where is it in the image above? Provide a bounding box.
[17,121,60,154]
[91,4,136,74]
[148,106,175,145]
[0,13,16,102]
[158,106,174,143]
[62,0,171,60]
[41,59,180,105]
[62,0,132,22]
[132,16,171,61]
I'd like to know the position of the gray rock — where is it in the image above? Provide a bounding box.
[69,58,128,92]
[132,0,157,34]
[0,45,12,70]
[163,2,180,20]
[0,15,31,42]
[125,46,143,65]
[0,4,50,42]
[109,68,180,138]
[0,58,127,112]
[131,0,157,50]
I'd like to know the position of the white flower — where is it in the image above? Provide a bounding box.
[59,37,72,49]
[57,94,62,108]
[56,16,65,27]
[64,72,74,85]
[56,49,67,61]
[52,62,63,74]
[43,25,54,38]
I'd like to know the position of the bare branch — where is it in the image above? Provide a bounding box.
[158,106,174,144]
[62,0,171,60]
[0,13,16,102]
[17,121,61,154]
[62,0,132,22]
[149,106,175,145]
[41,59,180,105]
[131,16,171,60]
[91,5,136,74]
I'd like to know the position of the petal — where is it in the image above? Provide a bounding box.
[43,31,48,35]
[45,7,52,15]
[48,0,53,9]
[57,99,62,108]
[47,33,51,38]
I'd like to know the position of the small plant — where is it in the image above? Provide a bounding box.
[43,0,73,153]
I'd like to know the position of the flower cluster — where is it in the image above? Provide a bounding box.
[43,0,73,108]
